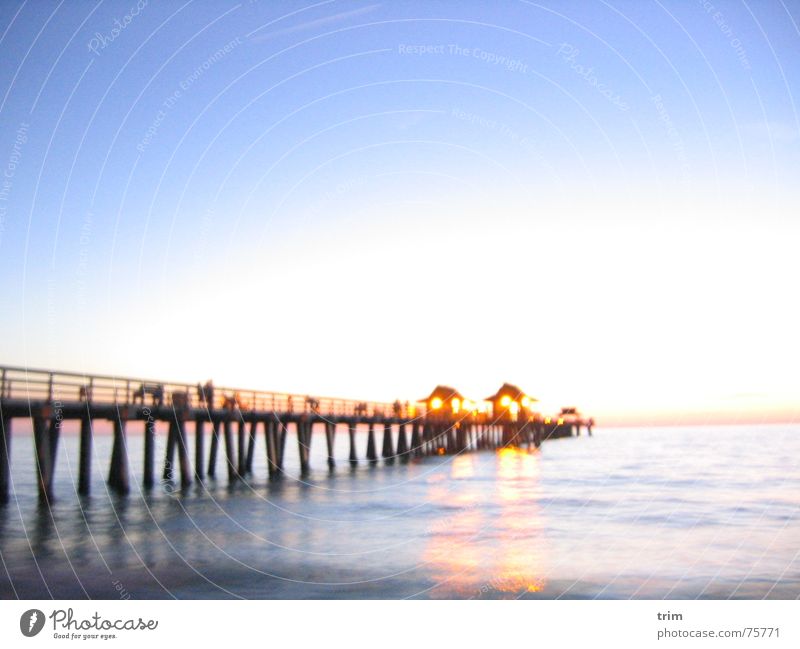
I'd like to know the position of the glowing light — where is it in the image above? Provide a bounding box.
[500,395,512,407]
[509,401,520,415]
[431,397,443,410]
[463,399,475,412]
[557,417,564,425]
[521,396,530,407]
[544,417,551,424]
[452,397,461,414]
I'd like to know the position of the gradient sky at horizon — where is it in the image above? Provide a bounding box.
[0,0,798,425]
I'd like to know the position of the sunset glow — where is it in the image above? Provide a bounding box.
[0,1,796,427]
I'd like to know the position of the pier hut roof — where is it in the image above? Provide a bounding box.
[485,383,536,403]
[418,385,464,403]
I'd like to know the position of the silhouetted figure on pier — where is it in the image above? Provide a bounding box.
[132,382,164,407]
[197,380,214,408]
[172,391,190,409]
[222,393,242,410]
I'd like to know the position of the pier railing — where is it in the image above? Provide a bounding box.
[0,365,420,419]
[0,364,592,504]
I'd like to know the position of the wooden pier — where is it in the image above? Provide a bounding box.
[0,366,593,505]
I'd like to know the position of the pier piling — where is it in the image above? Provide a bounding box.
[422,423,431,456]
[1,416,10,503]
[277,421,287,471]
[78,415,92,495]
[48,418,61,477]
[108,413,130,495]
[265,419,279,477]
[236,414,247,478]
[246,420,257,475]
[348,423,358,466]
[455,424,465,453]
[325,421,336,470]
[397,423,408,462]
[410,423,421,458]
[366,422,377,463]
[194,419,205,483]
[237,419,247,477]
[208,420,219,478]
[33,415,53,502]
[163,420,177,483]
[176,418,192,489]
[223,418,236,482]
[297,420,311,475]
[143,417,155,489]
[382,423,394,464]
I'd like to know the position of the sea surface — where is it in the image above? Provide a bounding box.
[1,423,798,599]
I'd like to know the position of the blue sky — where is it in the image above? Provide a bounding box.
[1,0,798,423]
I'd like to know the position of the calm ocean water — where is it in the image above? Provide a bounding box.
[1,423,798,599]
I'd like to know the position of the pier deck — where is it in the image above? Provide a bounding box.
[0,365,591,504]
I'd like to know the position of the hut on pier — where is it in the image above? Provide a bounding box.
[558,406,580,423]
[485,383,538,421]
[419,385,464,418]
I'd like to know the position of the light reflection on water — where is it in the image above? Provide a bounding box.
[1,424,799,599]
